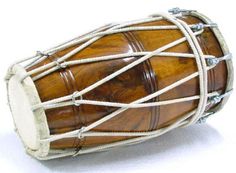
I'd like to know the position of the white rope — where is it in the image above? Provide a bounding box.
[32,52,214,81]
[28,15,185,61]
[19,16,166,81]
[39,92,218,110]
[40,92,219,142]
[37,108,197,160]
[34,24,117,64]
[39,65,213,143]
[74,109,197,155]
[41,17,164,55]
[37,86,231,160]
[20,23,214,81]
[32,30,203,110]
[176,18,208,125]
[7,23,117,76]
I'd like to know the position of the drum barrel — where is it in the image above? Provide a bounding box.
[27,15,227,150]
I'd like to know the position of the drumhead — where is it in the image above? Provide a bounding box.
[7,65,50,158]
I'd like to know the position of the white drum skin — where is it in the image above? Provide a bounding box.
[7,65,50,159]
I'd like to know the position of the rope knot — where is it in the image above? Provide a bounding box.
[77,127,85,139]
[36,51,49,57]
[55,59,67,69]
[72,91,83,106]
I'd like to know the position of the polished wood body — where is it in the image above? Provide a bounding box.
[28,15,227,149]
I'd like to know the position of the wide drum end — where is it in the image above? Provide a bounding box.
[6,65,50,158]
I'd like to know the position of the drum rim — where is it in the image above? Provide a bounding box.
[190,11,234,114]
[6,64,50,159]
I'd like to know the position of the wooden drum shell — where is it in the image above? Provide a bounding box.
[28,15,227,150]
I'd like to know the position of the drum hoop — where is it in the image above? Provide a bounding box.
[190,11,234,114]
[6,65,50,159]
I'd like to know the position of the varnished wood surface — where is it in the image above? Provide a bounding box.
[28,15,227,149]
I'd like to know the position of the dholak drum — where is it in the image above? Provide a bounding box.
[5,8,233,160]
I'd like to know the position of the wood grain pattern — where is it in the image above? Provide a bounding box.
[27,15,227,150]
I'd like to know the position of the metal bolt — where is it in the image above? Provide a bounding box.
[168,7,196,15]
[197,117,207,124]
[206,58,219,66]
[211,96,222,104]
[192,23,204,31]
[197,112,214,124]
[168,7,182,14]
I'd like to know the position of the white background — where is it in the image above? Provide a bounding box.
[0,0,235,173]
